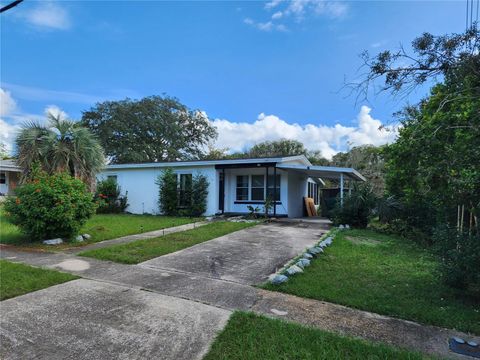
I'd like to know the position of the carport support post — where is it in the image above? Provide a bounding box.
[340,173,344,207]
[273,165,277,216]
[221,168,225,214]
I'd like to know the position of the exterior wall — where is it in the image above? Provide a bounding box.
[98,165,218,215]
[287,171,309,218]
[223,168,288,216]
[0,171,20,196]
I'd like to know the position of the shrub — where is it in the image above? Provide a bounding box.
[3,170,96,241]
[157,170,209,217]
[156,168,178,216]
[434,225,480,298]
[95,178,128,213]
[332,182,376,228]
[190,174,209,217]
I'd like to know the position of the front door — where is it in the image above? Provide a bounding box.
[218,172,224,212]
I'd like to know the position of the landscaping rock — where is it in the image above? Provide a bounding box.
[43,238,63,245]
[303,253,313,259]
[82,234,91,240]
[285,265,303,275]
[298,258,311,267]
[295,260,305,269]
[75,235,84,242]
[270,274,288,285]
[308,247,320,255]
[314,246,324,253]
[345,224,350,229]
[339,225,345,229]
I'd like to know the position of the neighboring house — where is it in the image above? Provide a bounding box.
[0,160,21,196]
[98,155,365,217]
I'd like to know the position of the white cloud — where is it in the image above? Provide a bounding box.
[272,11,283,20]
[211,106,397,159]
[246,0,348,32]
[0,89,17,116]
[244,18,288,32]
[0,89,67,154]
[20,1,71,30]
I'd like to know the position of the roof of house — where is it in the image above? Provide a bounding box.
[0,160,21,172]
[104,155,311,170]
[104,155,366,182]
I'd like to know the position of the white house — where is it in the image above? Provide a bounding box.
[98,155,365,218]
[0,160,21,196]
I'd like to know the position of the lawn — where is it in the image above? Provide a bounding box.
[263,229,480,335]
[0,209,200,247]
[204,312,431,360]
[80,221,256,264]
[0,260,78,300]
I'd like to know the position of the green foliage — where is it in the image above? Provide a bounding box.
[3,169,96,241]
[263,196,273,217]
[156,168,178,216]
[331,145,386,196]
[190,174,209,217]
[332,183,377,228]
[81,96,217,163]
[249,139,306,158]
[95,178,128,213]
[157,169,209,216]
[15,113,105,186]
[434,225,480,298]
[247,205,261,219]
[0,142,9,159]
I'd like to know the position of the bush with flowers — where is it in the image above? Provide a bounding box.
[94,178,128,214]
[3,168,96,241]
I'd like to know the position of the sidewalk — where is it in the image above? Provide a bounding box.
[1,245,477,359]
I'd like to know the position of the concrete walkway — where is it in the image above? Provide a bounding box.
[64,220,209,254]
[1,222,478,360]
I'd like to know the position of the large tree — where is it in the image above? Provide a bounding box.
[15,113,105,186]
[81,96,218,164]
[248,139,306,158]
[331,145,385,196]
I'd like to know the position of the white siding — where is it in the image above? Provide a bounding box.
[98,166,218,215]
[287,171,309,218]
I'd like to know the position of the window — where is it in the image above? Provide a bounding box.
[251,175,265,200]
[107,175,117,183]
[267,175,281,201]
[179,174,192,207]
[236,175,249,200]
[0,172,5,184]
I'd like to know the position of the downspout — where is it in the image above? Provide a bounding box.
[273,165,277,216]
[340,173,344,207]
[222,167,225,214]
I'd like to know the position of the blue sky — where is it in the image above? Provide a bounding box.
[0,0,467,157]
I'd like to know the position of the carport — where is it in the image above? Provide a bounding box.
[277,165,366,207]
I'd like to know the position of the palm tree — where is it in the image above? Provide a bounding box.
[15,113,105,187]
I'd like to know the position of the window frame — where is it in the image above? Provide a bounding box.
[236,175,249,201]
[251,175,265,201]
[0,172,6,185]
[267,174,281,201]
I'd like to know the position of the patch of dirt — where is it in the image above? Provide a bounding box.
[345,236,381,247]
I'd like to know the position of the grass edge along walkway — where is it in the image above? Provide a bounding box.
[0,260,79,300]
[79,221,257,264]
[262,228,480,335]
[203,311,433,360]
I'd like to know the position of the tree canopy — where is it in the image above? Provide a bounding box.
[81,96,218,164]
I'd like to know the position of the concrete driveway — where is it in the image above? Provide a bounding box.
[0,279,230,360]
[140,221,328,285]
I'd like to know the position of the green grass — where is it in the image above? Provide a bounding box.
[0,260,78,300]
[79,221,256,264]
[204,312,432,360]
[262,229,480,335]
[0,208,199,247]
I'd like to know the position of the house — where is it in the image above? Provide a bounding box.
[98,155,365,217]
[0,160,21,196]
